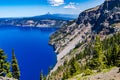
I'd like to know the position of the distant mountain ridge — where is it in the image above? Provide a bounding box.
[33,13,78,20]
[0,13,78,28]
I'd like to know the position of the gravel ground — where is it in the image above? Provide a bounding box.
[87,67,120,80]
[68,67,120,80]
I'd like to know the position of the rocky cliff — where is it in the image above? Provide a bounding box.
[50,0,120,60]
[49,0,120,75]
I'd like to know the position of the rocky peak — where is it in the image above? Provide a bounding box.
[103,0,120,10]
[76,0,120,33]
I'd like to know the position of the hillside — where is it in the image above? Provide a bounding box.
[48,0,120,79]
[50,0,120,57]
[68,67,120,80]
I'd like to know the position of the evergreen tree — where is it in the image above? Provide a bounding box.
[69,57,80,76]
[0,49,7,76]
[5,62,12,78]
[105,47,112,66]
[40,71,43,80]
[0,49,12,77]
[89,36,106,70]
[112,43,120,66]
[11,49,20,80]
[116,49,120,67]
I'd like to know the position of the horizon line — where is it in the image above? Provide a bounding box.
[0,13,79,18]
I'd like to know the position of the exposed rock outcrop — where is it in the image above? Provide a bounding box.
[49,0,120,72]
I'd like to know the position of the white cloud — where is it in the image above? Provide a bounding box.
[64,2,77,9]
[48,0,64,6]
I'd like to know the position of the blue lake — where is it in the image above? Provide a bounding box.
[0,26,57,80]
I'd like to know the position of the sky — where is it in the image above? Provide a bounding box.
[0,0,105,18]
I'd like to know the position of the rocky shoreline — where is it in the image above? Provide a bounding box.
[0,19,67,28]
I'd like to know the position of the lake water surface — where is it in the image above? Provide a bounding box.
[0,26,57,80]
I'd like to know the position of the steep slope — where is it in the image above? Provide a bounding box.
[50,0,120,60]
[49,0,120,79]
[48,32,120,80]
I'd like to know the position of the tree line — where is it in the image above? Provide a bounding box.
[48,33,120,79]
[63,33,120,79]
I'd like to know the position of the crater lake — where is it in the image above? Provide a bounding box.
[0,26,57,80]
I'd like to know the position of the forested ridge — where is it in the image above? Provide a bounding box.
[48,33,120,80]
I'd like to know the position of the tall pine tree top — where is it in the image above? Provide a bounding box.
[11,49,20,80]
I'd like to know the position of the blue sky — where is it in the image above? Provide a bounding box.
[0,0,105,18]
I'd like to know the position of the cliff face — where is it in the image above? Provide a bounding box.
[77,0,120,33]
[50,0,120,57]
[49,0,120,74]
[48,0,120,79]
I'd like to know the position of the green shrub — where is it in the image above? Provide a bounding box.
[84,69,93,76]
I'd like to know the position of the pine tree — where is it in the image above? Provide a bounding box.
[0,49,7,76]
[112,43,120,66]
[69,57,80,76]
[105,47,112,66]
[5,62,12,78]
[40,71,43,80]
[89,36,106,70]
[0,49,12,77]
[11,49,20,80]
